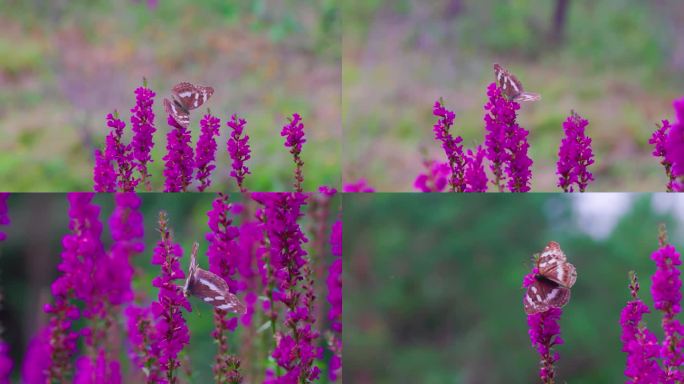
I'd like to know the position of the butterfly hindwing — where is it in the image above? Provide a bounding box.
[164,98,190,128]
[523,278,571,315]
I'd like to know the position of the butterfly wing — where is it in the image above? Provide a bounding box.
[172,82,214,111]
[537,241,576,288]
[164,98,190,128]
[514,92,541,102]
[523,278,571,315]
[190,268,246,314]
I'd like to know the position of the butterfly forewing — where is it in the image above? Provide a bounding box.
[172,82,214,111]
[523,278,571,315]
[537,241,576,288]
[493,63,540,102]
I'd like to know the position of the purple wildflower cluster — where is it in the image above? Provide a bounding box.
[621,225,684,382]
[227,114,251,192]
[94,82,317,192]
[327,220,342,381]
[19,193,341,383]
[281,113,307,192]
[652,97,684,191]
[0,193,10,384]
[414,160,450,192]
[557,111,594,192]
[195,113,221,192]
[432,100,466,191]
[130,84,157,190]
[522,270,564,383]
[484,83,533,192]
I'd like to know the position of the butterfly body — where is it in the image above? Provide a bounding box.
[164,82,214,129]
[523,241,576,314]
[184,243,246,314]
[493,63,541,102]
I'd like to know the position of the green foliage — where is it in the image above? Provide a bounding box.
[344,193,678,382]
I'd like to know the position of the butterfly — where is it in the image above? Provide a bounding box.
[183,242,246,314]
[523,241,577,315]
[493,63,541,102]
[163,82,214,129]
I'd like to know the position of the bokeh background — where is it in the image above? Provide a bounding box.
[342,0,684,191]
[0,193,341,382]
[0,0,340,191]
[345,193,684,382]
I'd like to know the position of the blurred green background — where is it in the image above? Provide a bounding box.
[0,0,340,191]
[344,193,684,382]
[0,193,341,382]
[342,0,684,191]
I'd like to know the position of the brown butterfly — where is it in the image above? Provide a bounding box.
[183,242,246,314]
[163,82,214,129]
[493,63,541,102]
[523,241,577,315]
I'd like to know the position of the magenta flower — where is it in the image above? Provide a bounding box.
[150,211,191,382]
[21,327,50,384]
[125,305,162,381]
[44,193,104,382]
[195,113,221,192]
[665,97,684,191]
[205,193,243,381]
[104,112,139,192]
[281,113,306,192]
[414,160,450,192]
[527,308,564,384]
[342,179,375,192]
[254,192,321,382]
[227,114,251,192]
[130,84,156,190]
[432,100,466,191]
[0,342,11,384]
[620,272,661,383]
[163,115,195,192]
[650,120,676,192]
[484,82,533,192]
[651,235,684,380]
[0,193,8,242]
[327,220,342,381]
[93,149,117,192]
[464,146,488,192]
[73,349,121,384]
[557,111,594,192]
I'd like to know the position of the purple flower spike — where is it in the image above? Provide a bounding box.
[281,113,306,192]
[93,149,117,192]
[464,146,488,192]
[342,179,375,192]
[484,83,533,192]
[651,228,684,380]
[0,193,9,242]
[557,111,595,192]
[650,120,676,191]
[665,97,684,191]
[22,328,50,384]
[327,220,342,382]
[432,100,466,192]
[414,160,450,192]
[130,84,156,191]
[527,308,564,384]
[125,305,162,382]
[620,272,661,383]
[104,112,139,192]
[195,113,221,192]
[150,211,191,383]
[0,342,11,384]
[163,115,195,192]
[227,114,251,192]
